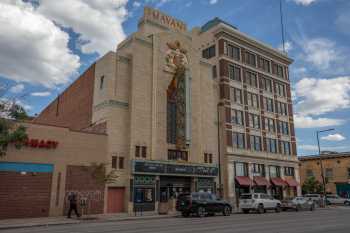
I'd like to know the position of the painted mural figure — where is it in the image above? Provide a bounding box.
[166,41,188,149]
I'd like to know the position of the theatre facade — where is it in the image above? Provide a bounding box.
[1,7,300,218]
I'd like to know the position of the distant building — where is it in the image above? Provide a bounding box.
[299,152,350,197]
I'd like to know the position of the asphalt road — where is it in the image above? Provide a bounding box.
[2,207,350,233]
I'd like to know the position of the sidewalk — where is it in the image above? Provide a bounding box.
[0,212,179,230]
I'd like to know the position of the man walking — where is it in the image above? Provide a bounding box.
[67,192,80,218]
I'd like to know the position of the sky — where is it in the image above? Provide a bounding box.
[0,0,349,156]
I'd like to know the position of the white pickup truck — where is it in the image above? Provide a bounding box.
[239,193,282,214]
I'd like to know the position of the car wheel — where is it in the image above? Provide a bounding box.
[223,206,231,216]
[197,206,206,218]
[257,204,264,214]
[243,209,250,214]
[275,204,281,213]
[344,201,350,206]
[182,211,190,217]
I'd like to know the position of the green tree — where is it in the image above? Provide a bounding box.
[302,176,324,194]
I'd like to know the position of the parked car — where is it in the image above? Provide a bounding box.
[325,194,350,206]
[176,192,232,217]
[281,197,315,211]
[239,193,282,214]
[304,194,322,206]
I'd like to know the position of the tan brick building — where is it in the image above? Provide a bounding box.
[1,7,300,217]
[299,152,350,197]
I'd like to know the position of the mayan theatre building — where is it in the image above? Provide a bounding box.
[32,7,300,213]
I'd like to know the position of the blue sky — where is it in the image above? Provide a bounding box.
[0,0,349,156]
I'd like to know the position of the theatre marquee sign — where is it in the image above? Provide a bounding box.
[132,160,218,177]
[143,7,187,32]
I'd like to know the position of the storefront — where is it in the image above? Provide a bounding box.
[253,176,270,193]
[270,177,286,200]
[131,160,218,212]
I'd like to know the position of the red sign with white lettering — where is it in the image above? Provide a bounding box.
[24,139,59,149]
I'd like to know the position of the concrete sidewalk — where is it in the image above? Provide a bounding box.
[0,212,179,230]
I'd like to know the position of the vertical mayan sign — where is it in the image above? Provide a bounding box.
[166,41,190,149]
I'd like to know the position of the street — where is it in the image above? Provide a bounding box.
[2,207,350,233]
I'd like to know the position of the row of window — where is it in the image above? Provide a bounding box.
[228,64,287,97]
[224,41,287,79]
[230,131,291,155]
[204,153,213,164]
[230,109,290,135]
[230,87,288,115]
[306,168,350,179]
[235,162,295,178]
[168,149,188,161]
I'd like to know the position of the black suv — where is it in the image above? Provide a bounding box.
[176,192,232,217]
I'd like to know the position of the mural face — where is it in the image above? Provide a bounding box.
[166,41,189,149]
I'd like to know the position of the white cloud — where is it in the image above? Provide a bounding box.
[294,77,350,116]
[321,133,346,141]
[9,84,25,94]
[133,1,141,8]
[292,0,317,6]
[31,91,51,97]
[0,1,80,87]
[185,1,192,7]
[294,115,346,128]
[278,41,293,53]
[37,0,128,55]
[209,0,218,4]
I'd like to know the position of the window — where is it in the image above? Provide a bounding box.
[100,76,104,90]
[348,168,350,178]
[244,51,256,67]
[235,162,248,176]
[266,138,277,153]
[273,63,284,78]
[232,132,245,149]
[231,87,242,104]
[264,117,275,132]
[325,168,333,179]
[141,146,147,158]
[280,141,291,155]
[248,113,260,129]
[231,109,244,125]
[168,150,188,161]
[245,71,258,88]
[112,156,117,169]
[226,43,240,60]
[135,146,141,158]
[118,157,124,169]
[247,92,259,108]
[204,153,213,163]
[284,167,294,176]
[306,169,314,177]
[212,65,217,78]
[258,57,270,72]
[202,45,215,59]
[228,65,241,82]
[250,135,262,151]
[263,97,274,112]
[276,101,288,116]
[269,166,280,178]
[261,77,273,93]
[278,121,289,135]
[253,163,265,176]
[276,82,286,97]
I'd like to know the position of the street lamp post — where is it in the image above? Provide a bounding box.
[316,128,334,207]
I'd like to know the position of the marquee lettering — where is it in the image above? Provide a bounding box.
[24,138,59,149]
[143,7,187,32]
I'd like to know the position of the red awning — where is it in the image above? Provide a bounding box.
[270,177,287,187]
[235,176,252,186]
[254,176,270,187]
[285,179,299,187]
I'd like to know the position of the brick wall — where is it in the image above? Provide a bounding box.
[64,165,105,215]
[0,171,52,219]
[34,64,96,131]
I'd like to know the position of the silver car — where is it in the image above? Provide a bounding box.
[281,197,315,211]
[325,194,350,206]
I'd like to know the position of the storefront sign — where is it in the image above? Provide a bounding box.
[133,160,218,177]
[143,7,187,32]
[24,138,59,149]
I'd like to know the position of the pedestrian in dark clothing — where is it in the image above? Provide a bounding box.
[67,192,80,218]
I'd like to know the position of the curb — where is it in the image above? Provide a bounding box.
[0,214,178,231]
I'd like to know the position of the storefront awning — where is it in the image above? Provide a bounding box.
[285,179,299,187]
[253,176,270,187]
[235,176,252,186]
[270,177,287,187]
